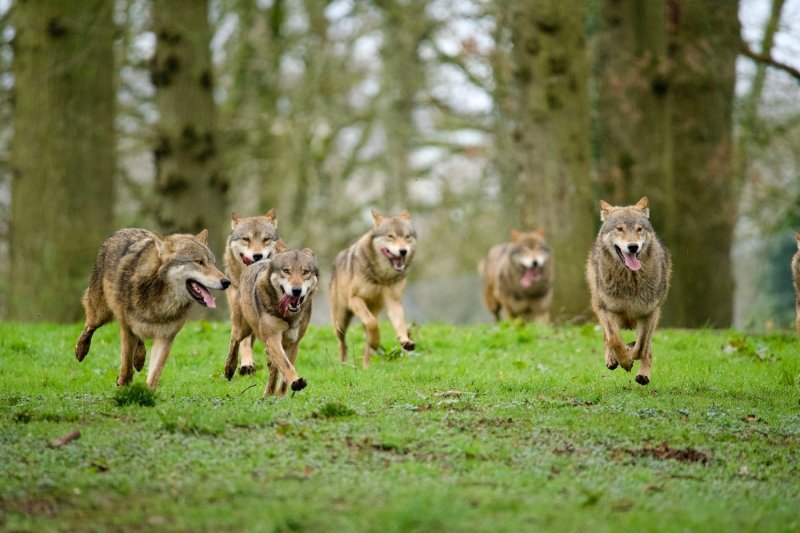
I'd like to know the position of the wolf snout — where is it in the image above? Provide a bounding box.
[221,278,231,290]
[253,253,263,261]
[627,243,639,254]
[399,248,408,257]
[291,286,302,297]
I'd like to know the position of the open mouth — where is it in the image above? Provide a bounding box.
[380,247,405,272]
[186,280,216,308]
[279,288,306,317]
[240,254,253,266]
[520,266,543,288]
[614,245,642,272]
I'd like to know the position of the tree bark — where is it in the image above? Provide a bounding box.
[10,1,115,322]
[151,0,228,254]
[509,0,595,321]
[666,0,740,327]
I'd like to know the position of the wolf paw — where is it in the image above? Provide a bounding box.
[224,364,237,381]
[401,340,416,352]
[291,378,307,392]
[606,362,618,371]
[239,364,255,376]
[635,374,650,386]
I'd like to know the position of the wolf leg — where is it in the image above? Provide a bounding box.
[333,306,353,363]
[385,292,414,352]
[632,308,661,385]
[224,322,251,380]
[261,332,304,397]
[277,343,300,395]
[75,307,113,362]
[238,335,256,375]
[266,361,279,396]
[796,300,800,335]
[146,336,176,391]
[597,309,632,371]
[133,338,146,372]
[348,296,380,367]
[117,325,138,387]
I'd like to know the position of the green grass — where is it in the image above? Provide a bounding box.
[0,320,799,531]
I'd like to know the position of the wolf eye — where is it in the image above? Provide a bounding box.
[302,269,310,276]
[195,259,206,267]
[282,268,291,275]
[388,233,396,240]
[636,226,643,232]
[263,238,271,244]
[616,226,624,232]
[242,237,251,244]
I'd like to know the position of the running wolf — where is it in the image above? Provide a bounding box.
[586,197,671,385]
[75,229,230,391]
[479,228,554,323]
[793,232,800,334]
[224,249,318,396]
[329,209,417,367]
[224,210,284,376]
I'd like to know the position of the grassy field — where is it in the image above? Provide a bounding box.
[1,319,799,532]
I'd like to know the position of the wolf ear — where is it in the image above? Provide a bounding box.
[371,209,383,225]
[275,239,288,253]
[795,232,800,248]
[231,212,241,230]
[196,229,208,244]
[264,208,277,226]
[400,209,411,220]
[635,196,650,218]
[535,226,545,237]
[510,229,521,242]
[153,233,167,257]
[302,247,315,257]
[599,200,614,222]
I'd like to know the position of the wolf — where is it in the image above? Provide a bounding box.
[793,233,800,334]
[75,228,230,391]
[586,197,671,385]
[329,209,417,367]
[479,228,554,323]
[224,249,318,396]
[224,209,284,376]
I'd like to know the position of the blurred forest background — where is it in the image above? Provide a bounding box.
[0,0,798,329]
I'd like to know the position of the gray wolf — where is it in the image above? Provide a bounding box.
[586,197,671,385]
[224,248,318,396]
[479,228,554,322]
[224,210,285,376]
[793,232,800,334]
[329,209,417,367]
[75,229,230,391]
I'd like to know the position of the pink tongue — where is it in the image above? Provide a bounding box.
[242,256,253,266]
[622,253,641,272]
[520,268,535,288]
[196,283,216,308]
[279,294,296,317]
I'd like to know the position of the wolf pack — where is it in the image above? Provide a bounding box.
[74,197,800,396]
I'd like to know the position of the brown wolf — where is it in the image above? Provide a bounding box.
[586,197,671,385]
[793,232,800,334]
[329,209,417,367]
[75,229,230,391]
[479,228,554,322]
[224,210,285,376]
[224,249,318,396]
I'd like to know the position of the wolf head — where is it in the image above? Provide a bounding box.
[598,197,654,273]
[155,229,230,308]
[268,248,319,318]
[229,209,280,266]
[510,227,551,287]
[370,209,417,273]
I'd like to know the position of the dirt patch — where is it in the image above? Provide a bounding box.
[0,497,58,517]
[628,442,711,464]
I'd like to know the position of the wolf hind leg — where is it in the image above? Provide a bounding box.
[75,291,113,362]
[333,304,353,363]
[133,338,146,372]
[348,296,380,367]
[117,325,139,387]
[238,335,256,375]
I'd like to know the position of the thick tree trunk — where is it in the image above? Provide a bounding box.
[510,0,595,321]
[151,0,228,254]
[666,0,740,327]
[10,1,115,322]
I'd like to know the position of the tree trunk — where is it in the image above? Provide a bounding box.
[509,0,595,321]
[10,1,115,322]
[666,0,740,327]
[151,0,228,254]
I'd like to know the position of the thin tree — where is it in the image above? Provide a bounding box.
[10,1,115,322]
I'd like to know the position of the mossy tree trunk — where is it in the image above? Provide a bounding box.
[9,0,115,322]
[151,0,228,254]
[509,0,595,321]
[666,0,740,327]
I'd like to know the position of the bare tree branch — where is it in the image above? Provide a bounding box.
[740,40,800,83]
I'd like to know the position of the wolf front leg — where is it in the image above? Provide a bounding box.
[259,318,305,396]
[596,308,633,371]
[347,295,381,367]
[117,324,139,387]
[146,335,177,391]
[384,286,415,352]
[237,335,256,375]
[631,308,661,386]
